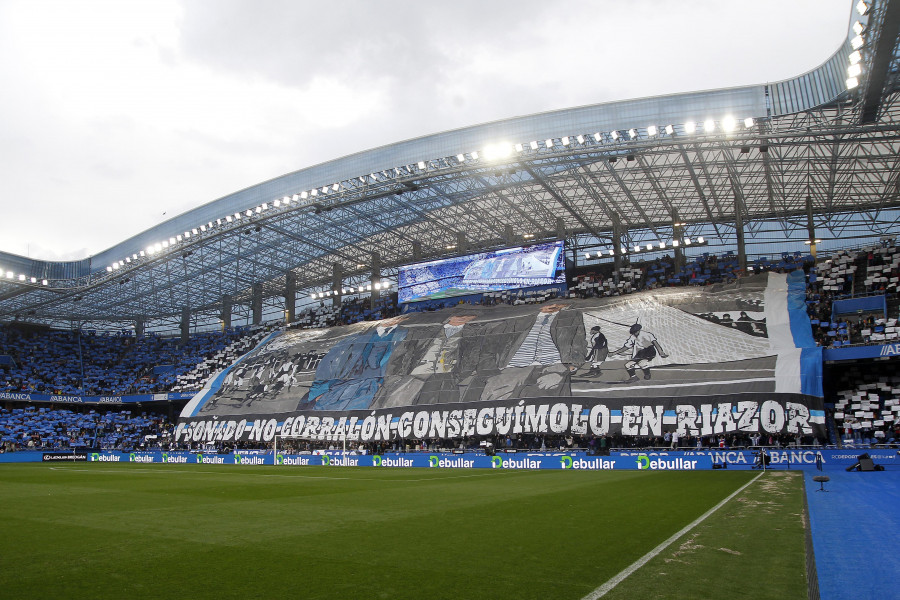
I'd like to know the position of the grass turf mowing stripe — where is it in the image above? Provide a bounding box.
[581,471,763,599]
[1,464,756,600]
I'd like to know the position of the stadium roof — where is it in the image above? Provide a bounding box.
[2,0,900,332]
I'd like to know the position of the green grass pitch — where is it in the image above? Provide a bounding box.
[0,464,807,599]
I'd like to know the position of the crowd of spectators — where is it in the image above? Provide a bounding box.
[0,326,258,397]
[0,406,175,452]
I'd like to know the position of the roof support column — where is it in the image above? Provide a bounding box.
[251,283,263,325]
[456,232,467,255]
[221,295,232,330]
[180,306,190,343]
[285,272,296,324]
[134,317,144,338]
[332,263,343,309]
[672,211,685,273]
[370,252,381,310]
[412,241,422,262]
[612,216,624,272]
[806,195,818,261]
[734,200,747,273]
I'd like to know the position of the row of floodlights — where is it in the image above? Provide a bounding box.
[1,270,49,286]
[583,237,707,260]
[311,281,392,299]
[846,3,869,89]
[104,111,760,274]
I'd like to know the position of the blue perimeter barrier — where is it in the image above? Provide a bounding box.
[3,448,897,470]
[0,391,195,405]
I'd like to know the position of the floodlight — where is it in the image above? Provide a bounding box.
[18,274,25,281]
[647,125,658,137]
[697,236,705,244]
[5,271,12,278]
[367,285,372,291]
[722,116,736,132]
[851,35,864,50]
[456,154,465,162]
[646,244,653,251]
[584,253,591,260]
[321,187,328,194]
[300,191,308,199]
[310,189,317,196]
[684,121,696,134]
[169,237,177,245]
[155,243,163,252]
[125,257,131,263]
[247,209,254,216]
[856,0,868,15]
[684,238,692,245]
[471,151,479,159]
[621,246,628,254]
[106,266,113,272]
[611,130,620,140]
[30,277,36,283]
[847,76,860,89]
[42,280,48,286]
[274,199,281,207]
[744,117,755,128]
[593,133,602,142]
[179,234,185,241]
[576,135,585,144]
[226,215,233,223]
[658,241,666,249]
[562,136,570,146]
[112,264,119,271]
[848,63,862,78]
[373,282,381,290]
[608,249,615,257]
[139,251,145,257]
[853,21,865,35]
[664,124,674,135]
[192,228,198,235]
[634,245,642,253]
[545,139,553,148]
[515,143,523,152]
[704,119,715,132]
[530,141,539,150]
[417,161,426,170]
[628,129,637,139]
[849,50,862,64]
[672,239,680,247]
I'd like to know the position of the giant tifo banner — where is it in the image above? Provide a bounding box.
[178,271,824,444]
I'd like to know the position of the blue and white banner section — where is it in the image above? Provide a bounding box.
[176,395,827,446]
[620,448,900,471]
[0,391,195,405]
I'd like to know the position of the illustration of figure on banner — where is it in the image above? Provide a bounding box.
[477,302,586,402]
[609,322,669,382]
[584,325,608,374]
[300,315,409,411]
[371,313,478,408]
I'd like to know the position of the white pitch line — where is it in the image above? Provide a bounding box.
[581,471,764,600]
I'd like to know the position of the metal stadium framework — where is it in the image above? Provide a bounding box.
[1,0,900,334]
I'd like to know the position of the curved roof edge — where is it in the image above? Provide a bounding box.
[2,19,855,278]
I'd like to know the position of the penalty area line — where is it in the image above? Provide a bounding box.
[581,471,764,600]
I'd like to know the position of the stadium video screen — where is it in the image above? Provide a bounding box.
[398,240,566,303]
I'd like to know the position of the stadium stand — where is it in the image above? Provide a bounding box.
[0,406,174,452]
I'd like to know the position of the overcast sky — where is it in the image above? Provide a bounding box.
[0,0,851,261]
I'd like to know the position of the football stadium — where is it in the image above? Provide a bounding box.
[2,1,900,598]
